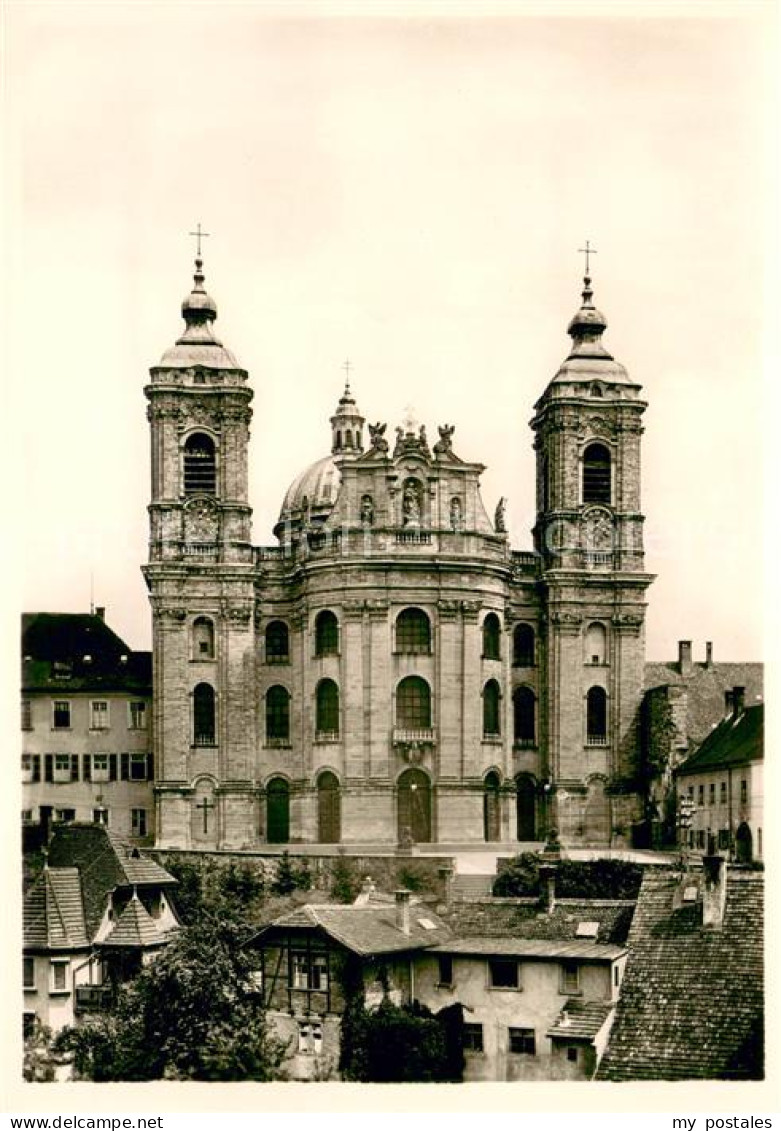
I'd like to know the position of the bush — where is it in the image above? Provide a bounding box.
[492,853,643,900]
[394,863,429,893]
[340,998,458,1083]
[217,860,265,903]
[492,852,541,896]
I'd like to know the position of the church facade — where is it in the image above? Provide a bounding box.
[143,257,653,850]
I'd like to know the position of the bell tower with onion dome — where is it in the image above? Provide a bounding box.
[142,240,258,851]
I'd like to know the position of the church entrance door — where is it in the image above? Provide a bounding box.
[317,772,341,843]
[397,769,432,844]
[516,775,536,841]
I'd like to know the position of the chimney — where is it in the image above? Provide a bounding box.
[353,876,376,906]
[705,641,714,669]
[395,889,411,935]
[95,606,105,621]
[733,686,746,717]
[702,855,727,930]
[678,640,692,676]
[538,864,556,914]
[724,689,734,718]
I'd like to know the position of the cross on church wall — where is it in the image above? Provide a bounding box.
[196,796,215,834]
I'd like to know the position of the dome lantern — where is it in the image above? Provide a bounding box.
[330,362,365,455]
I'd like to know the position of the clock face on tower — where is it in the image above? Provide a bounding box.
[582,508,614,553]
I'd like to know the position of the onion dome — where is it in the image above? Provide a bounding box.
[548,274,630,387]
[157,257,242,370]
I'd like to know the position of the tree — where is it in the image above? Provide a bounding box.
[492,851,541,896]
[23,1018,58,1082]
[55,910,287,1081]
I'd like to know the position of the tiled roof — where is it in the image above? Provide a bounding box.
[22,612,151,693]
[23,867,89,950]
[547,999,614,1041]
[677,705,763,775]
[431,938,625,961]
[252,901,451,956]
[442,898,634,945]
[100,894,171,949]
[47,825,176,939]
[597,868,763,1080]
[643,661,763,748]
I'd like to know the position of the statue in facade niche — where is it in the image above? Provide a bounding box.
[494,496,508,533]
[360,494,374,525]
[450,496,463,531]
[402,480,422,526]
[368,422,389,453]
[434,424,455,455]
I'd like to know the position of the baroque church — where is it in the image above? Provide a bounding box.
[143,255,653,851]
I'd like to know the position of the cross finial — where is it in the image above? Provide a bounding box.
[342,358,352,393]
[189,223,211,258]
[578,239,597,276]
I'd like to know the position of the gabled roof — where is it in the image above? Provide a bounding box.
[597,868,763,1081]
[547,999,614,1041]
[441,898,634,946]
[250,901,451,957]
[430,938,625,961]
[23,867,89,950]
[677,704,763,775]
[22,612,151,693]
[100,893,172,949]
[643,661,763,748]
[46,825,176,940]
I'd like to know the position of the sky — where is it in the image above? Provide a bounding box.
[4,1,777,661]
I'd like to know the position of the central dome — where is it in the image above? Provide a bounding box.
[275,455,341,537]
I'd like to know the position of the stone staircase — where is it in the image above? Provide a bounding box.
[450,873,495,900]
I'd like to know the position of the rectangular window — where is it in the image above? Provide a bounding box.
[696,829,706,849]
[741,780,748,804]
[437,954,453,987]
[566,1046,579,1064]
[698,784,704,806]
[688,785,694,800]
[93,808,109,826]
[297,1022,323,1055]
[131,808,148,838]
[718,828,730,850]
[50,961,69,993]
[463,1023,484,1053]
[90,701,109,730]
[129,754,148,781]
[92,753,109,781]
[22,700,32,730]
[53,700,71,729]
[53,754,71,783]
[21,809,34,823]
[128,701,147,730]
[561,960,580,994]
[509,1027,536,1055]
[720,781,727,804]
[21,754,33,781]
[23,956,35,990]
[709,782,715,805]
[55,808,76,823]
[488,958,519,989]
[291,952,329,991]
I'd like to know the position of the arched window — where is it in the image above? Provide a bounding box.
[513,683,537,746]
[541,454,550,512]
[513,624,535,667]
[586,687,608,745]
[265,686,290,743]
[482,613,501,660]
[316,679,340,738]
[582,443,611,505]
[265,620,290,664]
[193,683,215,746]
[396,676,431,730]
[395,608,431,654]
[585,622,608,666]
[183,433,217,495]
[317,771,341,843]
[513,686,536,747]
[315,611,339,657]
[483,679,501,737]
[192,617,215,660]
[516,774,537,841]
[483,771,501,842]
[266,778,289,844]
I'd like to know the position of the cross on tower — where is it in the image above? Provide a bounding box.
[342,359,352,390]
[196,796,215,834]
[189,223,211,258]
[578,239,597,275]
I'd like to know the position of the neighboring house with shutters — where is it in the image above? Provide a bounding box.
[675,699,763,862]
[21,611,154,844]
[22,823,180,1042]
[597,859,763,1080]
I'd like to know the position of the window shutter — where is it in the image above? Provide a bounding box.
[120,753,130,781]
[109,753,118,781]
[83,754,91,781]
[71,754,79,781]
[146,752,154,780]
[32,755,41,783]
[44,754,54,783]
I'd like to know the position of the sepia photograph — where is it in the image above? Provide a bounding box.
[5,0,775,1111]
